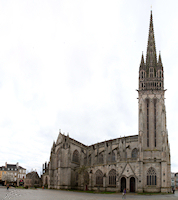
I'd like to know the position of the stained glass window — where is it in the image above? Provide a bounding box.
[147,167,156,185]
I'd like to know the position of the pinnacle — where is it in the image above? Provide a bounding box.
[157,52,163,69]
[158,52,162,63]
[140,53,145,69]
[141,52,144,64]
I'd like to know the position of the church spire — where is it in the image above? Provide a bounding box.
[146,10,157,70]
[139,11,164,91]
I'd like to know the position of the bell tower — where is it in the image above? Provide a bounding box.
[138,11,171,193]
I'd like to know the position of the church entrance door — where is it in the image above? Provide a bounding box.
[121,177,126,192]
[130,177,135,192]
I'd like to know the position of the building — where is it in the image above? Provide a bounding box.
[42,11,171,193]
[0,162,26,186]
[16,165,27,186]
[0,167,7,185]
[24,171,42,188]
[171,172,178,190]
[171,172,175,189]
[175,173,178,190]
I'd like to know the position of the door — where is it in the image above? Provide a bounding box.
[130,177,135,192]
[121,177,126,192]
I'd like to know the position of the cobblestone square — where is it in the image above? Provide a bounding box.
[0,188,178,200]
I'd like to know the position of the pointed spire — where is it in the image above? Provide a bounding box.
[139,11,164,91]
[139,52,145,70]
[141,51,144,64]
[146,10,157,69]
[141,52,144,64]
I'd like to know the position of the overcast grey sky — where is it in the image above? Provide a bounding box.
[0,0,178,174]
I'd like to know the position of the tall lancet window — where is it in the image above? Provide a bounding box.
[154,99,157,147]
[108,169,116,186]
[146,99,149,147]
[141,70,146,79]
[149,67,154,78]
[147,167,157,185]
[95,170,103,186]
[72,150,79,163]
[159,70,162,78]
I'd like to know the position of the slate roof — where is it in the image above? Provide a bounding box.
[0,163,26,171]
[26,171,40,179]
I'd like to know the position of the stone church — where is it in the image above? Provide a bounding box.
[42,11,171,193]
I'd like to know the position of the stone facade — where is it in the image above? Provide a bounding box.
[0,162,26,186]
[24,171,42,188]
[42,11,171,193]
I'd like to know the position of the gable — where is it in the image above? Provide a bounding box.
[120,163,137,178]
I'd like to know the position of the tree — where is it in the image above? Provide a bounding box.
[77,165,89,190]
[2,173,13,184]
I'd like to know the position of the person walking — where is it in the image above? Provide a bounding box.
[172,187,175,194]
[122,188,126,199]
[6,184,9,190]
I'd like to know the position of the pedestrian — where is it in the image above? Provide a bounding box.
[172,187,175,194]
[6,184,9,190]
[122,188,126,199]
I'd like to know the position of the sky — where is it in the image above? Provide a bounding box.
[0,0,178,175]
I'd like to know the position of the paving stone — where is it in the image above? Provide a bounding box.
[0,188,177,200]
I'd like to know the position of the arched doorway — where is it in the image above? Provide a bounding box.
[121,177,126,192]
[130,177,135,192]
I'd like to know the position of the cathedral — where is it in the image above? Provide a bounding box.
[42,11,171,193]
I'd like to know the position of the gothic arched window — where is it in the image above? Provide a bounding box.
[95,169,103,186]
[141,70,146,79]
[72,150,79,163]
[57,149,62,167]
[108,151,115,162]
[158,70,162,78]
[131,148,138,159]
[112,152,115,162]
[98,153,103,164]
[146,98,149,147]
[84,157,87,165]
[108,169,116,186]
[142,83,144,89]
[141,71,144,78]
[147,167,157,185]
[154,99,157,147]
[88,155,91,165]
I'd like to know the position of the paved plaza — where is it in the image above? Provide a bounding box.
[0,187,178,200]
